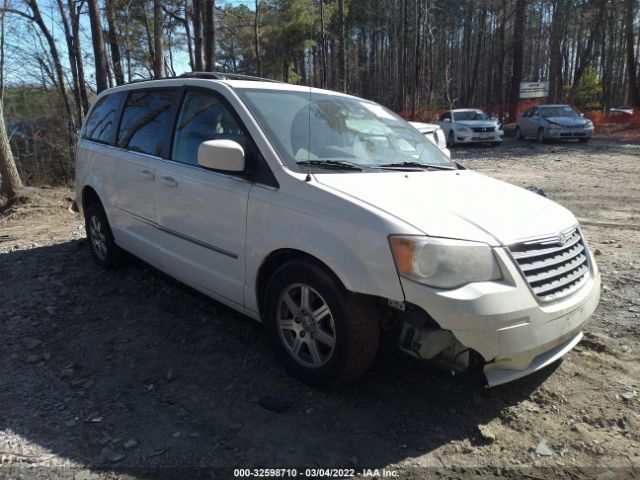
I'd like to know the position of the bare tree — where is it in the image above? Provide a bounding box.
[203,0,215,71]
[193,0,203,70]
[0,1,22,198]
[624,0,639,105]
[106,0,124,85]
[337,0,346,92]
[254,0,261,77]
[88,0,108,92]
[153,0,164,77]
[510,0,527,120]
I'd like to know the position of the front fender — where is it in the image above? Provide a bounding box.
[244,187,406,315]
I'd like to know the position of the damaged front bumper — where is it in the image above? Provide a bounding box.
[397,247,601,387]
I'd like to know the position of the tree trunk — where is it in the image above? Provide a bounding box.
[87,0,108,92]
[338,0,346,92]
[68,0,88,112]
[509,0,526,121]
[624,0,639,105]
[105,0,124,85]
[319,0,327,88]
[254,0,261,77]
[193,0,203,70]
[204,0,215,71]
[153,0,164,77]
[0,104,22,198]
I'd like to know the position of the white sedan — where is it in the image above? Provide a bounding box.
[436,109,504,146]
[409,122,451,158]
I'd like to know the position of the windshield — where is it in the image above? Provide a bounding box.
[453,110,489,121]
[235,89,454,172]
[540,106,579,118]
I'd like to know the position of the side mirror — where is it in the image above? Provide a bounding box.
[444,118,451,123]
[198,139,245,172]
[579,113,585,117]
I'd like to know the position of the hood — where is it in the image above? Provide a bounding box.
[544,116,589,127]
[315,170,576,246]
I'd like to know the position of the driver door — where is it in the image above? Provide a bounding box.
[154,87,252,306]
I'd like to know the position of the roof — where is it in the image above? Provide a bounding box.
[94,72,354,100]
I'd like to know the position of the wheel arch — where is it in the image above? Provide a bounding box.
[82,185,103,214]
[255,249,346,318]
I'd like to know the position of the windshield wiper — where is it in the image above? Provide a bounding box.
[376,161,456,171]
[296,160,363,171]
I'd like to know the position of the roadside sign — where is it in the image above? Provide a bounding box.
[519,82,549,99]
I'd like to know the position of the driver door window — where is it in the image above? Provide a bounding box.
[172,91,247,167]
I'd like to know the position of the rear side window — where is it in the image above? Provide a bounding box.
[83,92,123,144]
[172,91,246,166]
[117,90,176,156]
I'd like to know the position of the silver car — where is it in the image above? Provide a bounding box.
[516,104,594,143]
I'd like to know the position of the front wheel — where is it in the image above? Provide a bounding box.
[537,128,546,144]
[516,127,524,140]
[448,130,455,147]
[264,260,379,388]
[579,137,590,143]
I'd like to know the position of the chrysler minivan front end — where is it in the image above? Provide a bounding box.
[390,228,600,386]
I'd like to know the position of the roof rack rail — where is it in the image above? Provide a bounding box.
[179,71,283,83]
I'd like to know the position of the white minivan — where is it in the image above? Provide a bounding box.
[76,73,600,388]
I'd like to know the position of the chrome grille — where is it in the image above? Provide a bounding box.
[509,228,591,302]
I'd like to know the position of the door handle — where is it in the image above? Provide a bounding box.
[161,176,178,187]
[141,169,155,181]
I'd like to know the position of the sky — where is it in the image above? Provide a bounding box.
[2,0,256,89]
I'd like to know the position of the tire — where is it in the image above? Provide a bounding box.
[579,137,590,143]
[264,260,380,388]
[516,127,524,140]
[537,128,546,144]
[85,203,125,269]
[447,130,455,147]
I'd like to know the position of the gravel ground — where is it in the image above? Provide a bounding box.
[0,136,639,479]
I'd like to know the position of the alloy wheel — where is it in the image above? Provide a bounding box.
[89,215,108,260]
[276,283,336,368]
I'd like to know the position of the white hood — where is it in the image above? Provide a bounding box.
[315,170,577,246]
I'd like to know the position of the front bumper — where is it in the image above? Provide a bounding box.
[548,127,594,138]
[400,247,600,386]
[456,132,502,143]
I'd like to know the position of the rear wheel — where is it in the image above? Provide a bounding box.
[85,203,125,269]
[264,260,379,388]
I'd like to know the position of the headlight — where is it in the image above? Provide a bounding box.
[389,236,502,289]
[456,125,471,133]
[548,123,562,130]
[585,121,594,128]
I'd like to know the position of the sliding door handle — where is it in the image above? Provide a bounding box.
[161,176,178,187]
[141,169,155,181]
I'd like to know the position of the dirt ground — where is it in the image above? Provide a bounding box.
[1,136,639,480]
